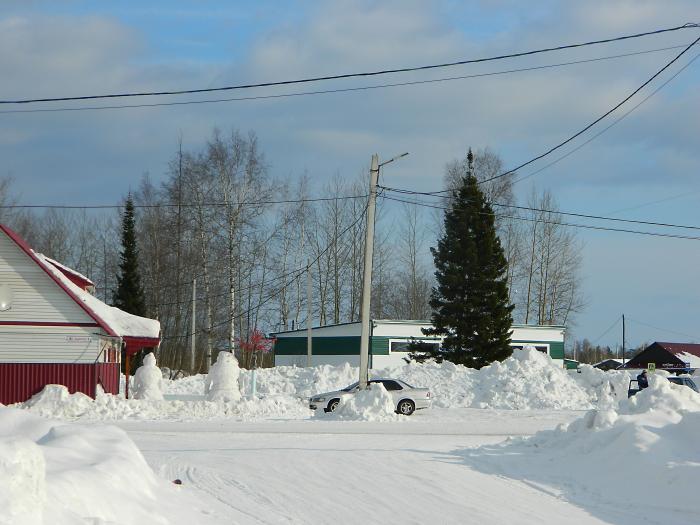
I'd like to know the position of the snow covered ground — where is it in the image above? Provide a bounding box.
[3,349,698,524]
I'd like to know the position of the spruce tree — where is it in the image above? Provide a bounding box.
[410,150,514,369]
[113,195,146,316]
[113,195,147,373]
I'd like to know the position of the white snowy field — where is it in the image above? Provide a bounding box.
[3,350,700,524]
[118,408,610,525]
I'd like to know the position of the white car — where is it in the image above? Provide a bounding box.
[309,378,431,416]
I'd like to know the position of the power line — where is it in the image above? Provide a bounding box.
[415,35,700,194]
[626,318,698,341]
[591,316,622,345]
[379,185,700,231]
[0,193,368,210]
[3,24,696,106]
[0,45,689,115]
[379,194,700,241]
[512,51,700,184]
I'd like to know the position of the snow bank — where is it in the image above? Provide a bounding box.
[205,351,242,402]
[19,384,309,422]
[324,383,401,421]
[133,352,165,400]
[572,364,632,406]
[167,348,596,411]
[465,374,700,523]
[0,406,190,524]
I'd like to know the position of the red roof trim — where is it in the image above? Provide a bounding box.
[0,225,119,337]
[45,258,95,290]
[123,336,160,356]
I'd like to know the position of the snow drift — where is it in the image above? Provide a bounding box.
[19,384,310,422]
[465,373,700,524]
[18,349,611,422]
[0,406,208,524]
[323,383,401,421]
[234,347,594,410]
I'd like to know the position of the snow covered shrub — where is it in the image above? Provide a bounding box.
[205,351,242,402]
[132,353,165,401]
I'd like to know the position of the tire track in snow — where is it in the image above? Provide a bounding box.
[161,458,297,524]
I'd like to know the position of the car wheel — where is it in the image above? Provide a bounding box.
[327,398,340,412]
[397,399,415,416]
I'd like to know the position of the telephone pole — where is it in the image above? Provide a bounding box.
[622,314,626,365]
[191,278,196,373]
[359,152,408,389]
[306,260,313,367]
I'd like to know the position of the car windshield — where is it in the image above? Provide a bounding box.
[342,382,359,392]
[399,380,415,389]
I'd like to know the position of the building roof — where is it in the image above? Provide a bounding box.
[44,256,95,290]
[272,319,566,337]
[0,224,160,343]
[654,342,700,358]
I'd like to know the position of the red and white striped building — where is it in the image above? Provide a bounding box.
[0,224,160,405]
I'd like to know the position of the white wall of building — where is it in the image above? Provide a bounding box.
[0,325,112,363]
[0,232,94,323]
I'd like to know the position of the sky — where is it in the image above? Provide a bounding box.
[1,0,699,350]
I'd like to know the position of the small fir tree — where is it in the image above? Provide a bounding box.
[410,150,514,368]
[113,195,146,316]
[113,195,147,372]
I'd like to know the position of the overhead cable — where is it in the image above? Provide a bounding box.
[2,24,696,106]
[0,45,690,115]
[379,194,700,241]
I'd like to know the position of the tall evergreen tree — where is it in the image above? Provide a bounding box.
[113,195,146,316]
[410,150,514,369]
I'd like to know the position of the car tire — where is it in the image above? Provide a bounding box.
[397,399,415,416]
[326,398,340,412]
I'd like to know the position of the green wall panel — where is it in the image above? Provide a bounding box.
[276,335,564,359]
[275,336,359,355]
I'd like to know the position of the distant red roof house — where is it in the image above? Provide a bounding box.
[0,224,160,404]
[623,342,700,371]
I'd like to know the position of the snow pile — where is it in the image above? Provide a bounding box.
[205,351,242,402]
[326,383,401,421]
[0,406,202,524]
[572,364,632,406]
[465,374,700,522]
[373,347,592,410]
[19,384,309,422]
[21,385,95,418]
[239,363,358,399]
[165,349,595,410]
[466,348,593,409]
[133,352,165,400]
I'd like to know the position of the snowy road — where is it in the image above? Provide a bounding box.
[118,409,616,525]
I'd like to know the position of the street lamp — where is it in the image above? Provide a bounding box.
[358,152,409,389]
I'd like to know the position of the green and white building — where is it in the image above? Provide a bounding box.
[272,320,566,368]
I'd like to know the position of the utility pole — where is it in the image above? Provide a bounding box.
[359,154,379,389]
[359,152,408,389]
[191,278,196,373]
[306,260,313,367]
[622,314,626,365]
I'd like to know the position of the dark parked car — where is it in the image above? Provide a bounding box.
[627,376,699,397]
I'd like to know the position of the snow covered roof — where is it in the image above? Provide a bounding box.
[35,252,160,340]
[0,224,159,342]
[655,342,700,359]
[44,256,95,290]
